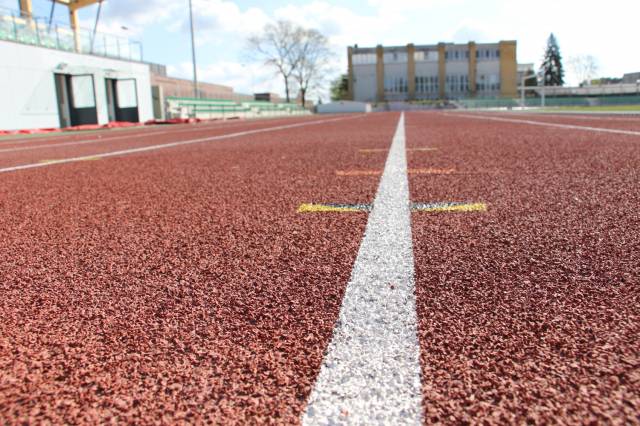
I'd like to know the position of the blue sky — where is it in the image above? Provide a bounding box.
[2,0,639,100]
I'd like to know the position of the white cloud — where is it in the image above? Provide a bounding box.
[168,61,283,97]
[449,20,495,44]
[92,0,179,36]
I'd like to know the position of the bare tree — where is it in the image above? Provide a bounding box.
[569,55,599,86]
[291,28,331,108]
[247,21,301,103]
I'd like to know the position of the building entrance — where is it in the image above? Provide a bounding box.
[54,73,98,127]
[105,78,139,123]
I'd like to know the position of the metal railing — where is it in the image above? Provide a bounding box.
[0,7,142,61]
[165,97,309,120]
[457,95,640,109]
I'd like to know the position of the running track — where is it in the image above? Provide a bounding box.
[0,112,638,424]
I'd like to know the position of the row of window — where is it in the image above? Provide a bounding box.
[382,74,501,94]
[415,76,439,93]
[383,52,408,63]
[413,51,439,62]
[477,74,501,91]
[352,53,377,65]
[384,76,408,93]
[476,49,500,60]
[354,48,501,65]
[445,50,469,61]
[445,74,470,93]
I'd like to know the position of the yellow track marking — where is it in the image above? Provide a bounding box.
[408,147,438,152]
[358,148,387,153]
[408,168,456,175]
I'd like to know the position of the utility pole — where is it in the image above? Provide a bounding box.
[188,0,199,99]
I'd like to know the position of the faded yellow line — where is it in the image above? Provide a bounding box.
[358,148,387,153]
[408,147,438,152]
[408,168,456,175]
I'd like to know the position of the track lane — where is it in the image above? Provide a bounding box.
[0,115,323,148]
[452,111,640,132]
[0,113,397,423]
[406,112,640,423]
[0,115,355,170]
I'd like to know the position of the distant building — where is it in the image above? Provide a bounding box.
[622,72,640,84]
[347,41,518,102]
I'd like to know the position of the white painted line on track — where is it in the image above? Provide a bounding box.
[0,115,363,174]
[452,113,640,137]
[303,113,423,425]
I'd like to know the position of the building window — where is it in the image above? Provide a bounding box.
[353,53,376,64]
[415,75,439,94]
[383,52,408,63]
[385,76,407,93]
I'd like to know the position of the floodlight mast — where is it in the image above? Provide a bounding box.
[188,0,199,99]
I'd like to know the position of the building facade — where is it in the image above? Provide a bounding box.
[348,41,517,102]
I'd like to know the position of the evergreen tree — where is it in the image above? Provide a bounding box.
[330,74,350,101]
[539,33,564,86]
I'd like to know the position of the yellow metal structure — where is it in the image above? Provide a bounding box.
[18,0,101,51]
[18,0,33,17]
[55,0,102,51]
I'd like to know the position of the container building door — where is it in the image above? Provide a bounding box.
[54,74,98,127]
[106,78,139,123]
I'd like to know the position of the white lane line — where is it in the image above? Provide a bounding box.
[303,113,423,425]
[452,113,640,137]
[0,115,362,174]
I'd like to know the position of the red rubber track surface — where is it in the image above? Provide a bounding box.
[0,116,320,146]
[0,117,334,169]
[463,111,640,132]
[0,113,397,423]
[406,112,640,423]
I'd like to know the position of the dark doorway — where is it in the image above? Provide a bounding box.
[54,74,71,128]
[54,73,98,127]
[106,78,140,123]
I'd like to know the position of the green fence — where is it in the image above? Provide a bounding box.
[458,95,640,109]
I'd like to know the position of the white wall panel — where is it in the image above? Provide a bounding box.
[0,40,152,131]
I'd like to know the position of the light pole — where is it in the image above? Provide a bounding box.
[188,0,199,99]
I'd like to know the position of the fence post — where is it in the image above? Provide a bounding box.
[12,14,17,41]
